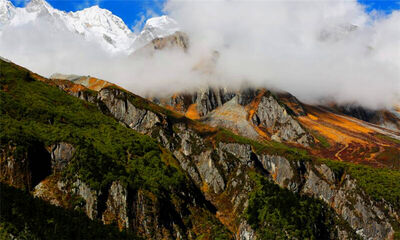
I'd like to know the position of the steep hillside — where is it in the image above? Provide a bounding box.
[18,60,400,239]
[0,59,231,239]
[2,59,400,239]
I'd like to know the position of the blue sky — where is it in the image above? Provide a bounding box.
[359,0,400,13]
[10,0,166,29]
[10,0,400,30]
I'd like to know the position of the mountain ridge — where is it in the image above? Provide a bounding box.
[0,0,179,52]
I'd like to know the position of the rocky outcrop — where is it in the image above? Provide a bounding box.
[153,87,313,146]
[256,153,395,240]
[134,31,189,56]
[102,181,129,229]
[47,142,75,172]
[258,154,297,190]
[275,91,307,116]
[130,189,181,239]
[302,165,394,240]
[98,88,161,134]
[237,221,256,240]
[204,97,260,140]
[0,144,32,189]
[218,142,253,167]
[194,150,225,194]
[193,87,235,117]
[153,87,235,118]
[72,179,99,220]
[0,143,51,190]
[251,93,313,145]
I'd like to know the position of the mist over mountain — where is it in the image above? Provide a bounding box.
[1,1,400,239]
[0,0,399,109]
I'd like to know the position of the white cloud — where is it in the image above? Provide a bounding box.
[162,0,400,109]
[0,0,399,109]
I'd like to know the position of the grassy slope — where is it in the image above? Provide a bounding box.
[0,60,231,239]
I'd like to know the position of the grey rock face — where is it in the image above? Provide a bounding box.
[258,154,295,190]
[102,181,129,229]
[302,170,394,240]
[0,144,31,189]
[237,220,256,240]
[47,142,75,172]
[257,155,394,240]
[134,31,189,56]
[154,86,314,147]
[0,143,52,190]
[98,88,160,134]
[156,87,314,146]
[218,142,253,167]
[275,91,307,116]
[72,179,99,220]
[194,150,225,194]
[193,87,258,116]
[76,90,97,103]
[173,150,202,186]
[204,97,260,140]
[252,94,312,146]
[194,87,234,117]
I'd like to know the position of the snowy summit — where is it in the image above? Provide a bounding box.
[0,0,180,53]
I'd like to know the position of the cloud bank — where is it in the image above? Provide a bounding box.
[1,0,399,109]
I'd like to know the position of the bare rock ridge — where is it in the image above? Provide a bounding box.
[132,31,189,56]
[154,87,314,146]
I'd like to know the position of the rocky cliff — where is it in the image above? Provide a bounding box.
[86,85,398,239]
[153,87,314,147]
[1,59,400,239]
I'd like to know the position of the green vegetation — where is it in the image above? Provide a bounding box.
[376,134,400,145]
[320,158,400,209]
[189,208,233,240]
[0,183,137,240]
[376,148,400,169]
[0,60,184,194]
[245,173,340,240]
[0,60,230,239]
[310,130,331,149]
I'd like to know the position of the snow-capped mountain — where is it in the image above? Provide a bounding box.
[67,5,134,51]
[130,15,180,51]
[0,0,15,25]
[0,0,179,53]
